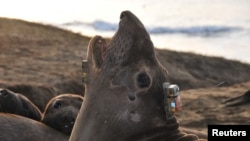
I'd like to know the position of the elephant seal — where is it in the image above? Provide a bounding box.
[6,84,58,111]
[53,79,85,96]
[0,113,68,141]
[70,11,206,141]
[223,89,250,106]
[41,94,83,135]
[0,88,42,121]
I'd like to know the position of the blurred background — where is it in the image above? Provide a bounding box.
[1,0,250,63]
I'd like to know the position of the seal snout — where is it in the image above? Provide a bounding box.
[120,10,131,20]
[119,10,145,29]
[120,11,126,20]
[63,113,76,125]
[105,10,152,65]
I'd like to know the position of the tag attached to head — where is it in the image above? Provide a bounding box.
[163,82,182,119]
[82,60,88,83]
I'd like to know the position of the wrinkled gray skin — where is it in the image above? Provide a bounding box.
[70,11,205,141]
[41,94,83,135]
[0,88,42,121]
[0,113,68,141]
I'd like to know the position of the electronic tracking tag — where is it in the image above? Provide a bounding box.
[82,60,88,83]
[163,82,182,119]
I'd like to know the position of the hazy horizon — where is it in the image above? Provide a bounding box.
[1,0,250,63]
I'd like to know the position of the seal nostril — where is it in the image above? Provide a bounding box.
[71,118,76,124]
[120,12,126,20]
[63,115,76,123]
[128,92,136,101]
[64,116,69,122]
[129,95,135,101]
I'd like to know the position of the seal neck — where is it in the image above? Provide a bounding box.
[126,117,200,141]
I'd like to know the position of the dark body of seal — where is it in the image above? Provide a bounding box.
[224,89,250,106]
[0,113,68,141]
[70,11,206,141]
[41,94,83,135]
[0,88,42,121]
[6,84,58,111]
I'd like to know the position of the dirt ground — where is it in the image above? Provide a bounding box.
[0,17,250,135]
[177,81,250,134]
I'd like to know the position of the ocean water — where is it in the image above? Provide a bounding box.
[1,0,250,63]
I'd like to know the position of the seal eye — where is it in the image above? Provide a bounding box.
[52,101,61,109]
[0,89,9,97]
[136,72,150,88]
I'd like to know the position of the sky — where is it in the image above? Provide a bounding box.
[0,0,144,24]
[1,0,250,63]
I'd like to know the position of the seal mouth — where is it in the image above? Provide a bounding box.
[64,121,74,128]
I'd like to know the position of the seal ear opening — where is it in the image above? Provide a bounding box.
[83,36,107,83]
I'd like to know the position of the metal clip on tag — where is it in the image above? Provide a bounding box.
[163,82,182,119]
[82,60,88,83]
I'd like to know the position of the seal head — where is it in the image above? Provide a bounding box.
[0,88,42,121]
[70,11,202,141]
[41,94,83,135]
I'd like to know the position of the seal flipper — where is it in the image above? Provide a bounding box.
[87,35,107,69]
[83,36,107,83]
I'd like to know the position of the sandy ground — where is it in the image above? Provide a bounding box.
[0,17,250,136]
[177,81,250,133]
